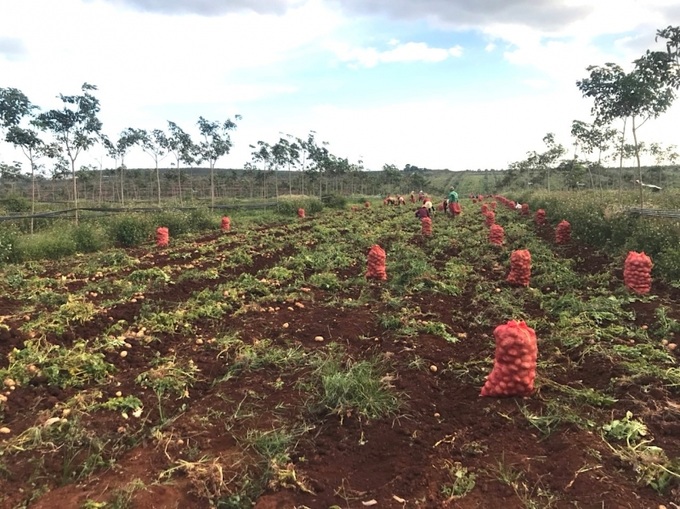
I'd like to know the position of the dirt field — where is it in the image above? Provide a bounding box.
[1,200,679,508]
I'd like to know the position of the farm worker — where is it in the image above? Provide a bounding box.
[447,187,460,216]
[423,200,433,215]
[415,204,431,220]
[398,195,406,205]
[418,190,425,201]
[447,187,459,204]
[410,191,415,203]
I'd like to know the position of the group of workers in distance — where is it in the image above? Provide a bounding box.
[382,187,462,221]
[413,187,460,220]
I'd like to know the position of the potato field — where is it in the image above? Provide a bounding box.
[1,197,679,508]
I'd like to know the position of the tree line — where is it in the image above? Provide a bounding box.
[504,25,680,199]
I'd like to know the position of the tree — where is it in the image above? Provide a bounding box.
[139,129,168,206]
[103,128,144,205]
[34,83,102,224]
[5,126,58,232]
[250,141,272,199]
[276,133,300,195]
[381,164,402,193]
[295,131,318,195]
[197,115,240,207]
[570,120,618,188]
[163,122,195,204]
[528,133,565,192]
[577,27,679,205]
[0,88,33,128]
[272,135,300,195]
[558,159,587,190]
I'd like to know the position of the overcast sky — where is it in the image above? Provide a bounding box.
[1,0,678,172]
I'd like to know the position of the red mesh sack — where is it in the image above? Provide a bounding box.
[297,208,306,218]
[490,201,497,210]
[421,216,432,236]
[366,245,387,280]
[489,224,505,246]
[521,203,529,216]
[484,210,495,227]
[556,220,571,244]
[481,320,537,397]
[221,216,231,232]
[437,202,445,211]
[481,204,488,214]
[534,209,546,226]
[364,201,371,208]
[507,249,531,286]
[156,227,169,248]
[624,251,653,294]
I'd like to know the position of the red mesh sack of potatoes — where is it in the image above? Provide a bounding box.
[364,201,371,208]
[521,203,529,216]
[481,320,537,397]
[624,251,653,294]
[481,204,488,214]
[534,209,546,226]
[489,224,505,246]
[421,216,432,236]
[555,220,571,244]
[156,227,169,248]
[507,249,531,286]
[366,244,387,280]
[484,210,495,227]
[490,201,497,210]
[221,216,231,232]
[297,208,305,218]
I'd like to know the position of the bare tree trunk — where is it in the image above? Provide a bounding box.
[178,169,183,205]
[30,163,35,234]
[632,116,643,210]
[210,164,215,208]
[618,118,627,191]
[120,162,125,206]
[71,159,79,225]
[98,167,103,205]
[156,164,161,206]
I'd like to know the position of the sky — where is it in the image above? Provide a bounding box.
[1,0,679,172]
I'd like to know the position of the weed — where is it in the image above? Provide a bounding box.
[310,351,400,420]
[441,461,476,499]
[518,400,592,436]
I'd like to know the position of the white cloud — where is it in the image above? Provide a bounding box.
[87,0,303,16]
[330,41,463,68]
[331,0,591,31]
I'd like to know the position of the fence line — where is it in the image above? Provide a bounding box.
[0,202,275,222]
[627,208,680,219]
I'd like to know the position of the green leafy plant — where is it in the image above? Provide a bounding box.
[310,351,400,420]
[135,355,199,422]
[441,461,476,500]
